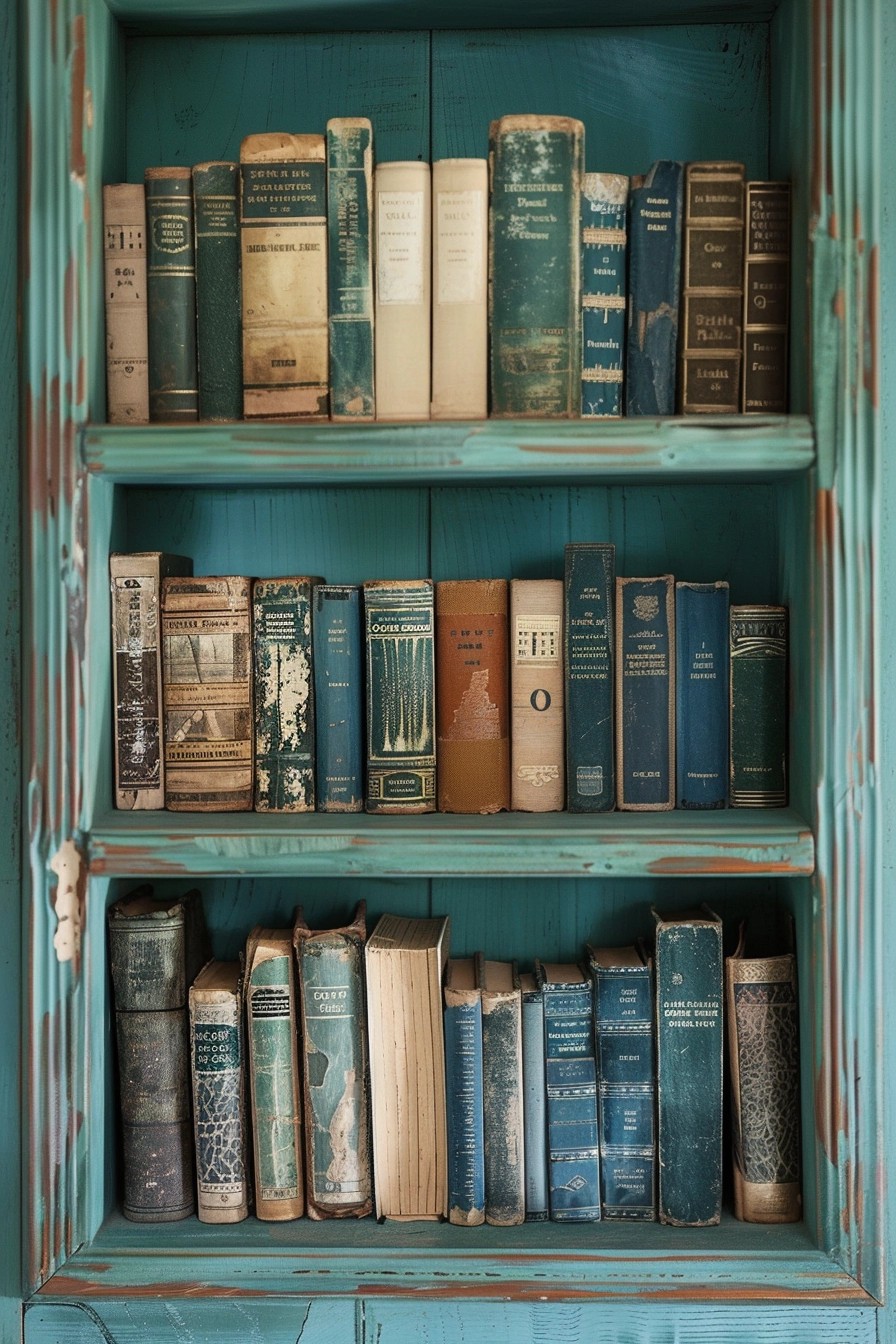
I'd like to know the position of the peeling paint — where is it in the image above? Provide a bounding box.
[48,838,84,966]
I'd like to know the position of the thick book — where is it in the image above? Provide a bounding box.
[520,970,548,1222]
[245,927,304,1220]
[193,161,242,422]
[510,578,565,812]
[539,962,601,1223]
[581,172,628,418]
[431,158,488,420]
[110,551,192,810]
[365,913,449,1220]
[240,133,328,419]
[435,578,510,814]
[103,183,149,424]
[742,182,791,413]
[625,160,684,416]
[675,580,729,809]
[145,166,198,423]
[161,575,253,811]
[616,575,675,810]
[729,604,788,807]
[589,944,656,1221]
[444,957,485,1226]
[489,115,584,417]
[679,162,746,414]
[565,543,615,812]
[293,903,373,1220]
[107,886,209,1222]
[478,956,525,1227]
[374,161,431,420]
[189,960,250,1223]
[313,584,364,812]
[653,906,724,1227]
[252,576,323,813]
[364,579,436,813]
[326,118,375,421]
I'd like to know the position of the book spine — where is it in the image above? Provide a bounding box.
[489,116,583,416]
[729,605,788,806]
[313,586,364,812]
[742,182,791,413]
[364,580,436,813]
[374,161,431,420]
[565,543,615,812]
[444,995,485,1225]
[145,168,198,423]
[436,579,510,814]
[625,161,684,416]
[110,555,175,810]
[431,158,488,419]
[521,982,548,1221]
[675,581,729,809]
[193,162,242,422]
[593,964,656,1220]
[616,576,675,809]
[510,579,565,811]
[189,983,249,1223]
[481,990,525,1226]
[327,118,375,421]
[679,162,745,414]
[103,184,149,424]
[252,577,318,812]
[247,951,304,1219]
[543,981,602,1222]
[581,173,628,418]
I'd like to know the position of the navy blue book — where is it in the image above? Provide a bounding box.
[520,971,548,1222]
[313,585,364,812]
[444,958,485,1227]
[625,161,684,416]
[581,172,628,417]
[478,957,525,1226]
[539,962,601,1222]
[676,581,729,809]
[565,543,615,812]
[615,576,675,810]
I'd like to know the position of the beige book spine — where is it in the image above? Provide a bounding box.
[374,161,431,420]
[510,579,565,811]
[103,184,149,424]
[431,159,488,419]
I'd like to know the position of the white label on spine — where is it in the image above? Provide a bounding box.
[436,190,484,305]
[376,191,425,304]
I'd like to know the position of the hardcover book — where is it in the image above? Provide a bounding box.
[252,576,322,813]
[193,161,242,422]
[374,161,431,420]
[313,584,364,812]
[327,118,375,420]
[539,962,602,1222]
[565,543,615,812]
[145,166,198,422]
[431,158,488,419]
[478,956,525,1227]
[520,970,548,1222]
[625,160,684,416]
[444,957,486,1226]
[510,578,565,812]
[616,576,675,810]
[675,580,729,809]
[729,604,788,806]
[189,960,250,1223]
[581,172,628,418]
[103,183,149,424]
[742,182,791,413]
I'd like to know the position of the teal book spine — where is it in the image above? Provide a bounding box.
[581,173,628,417]
[625,160,684,416]
[540,965,602,1222]
[327,119,375,420]
[565,542,615,812]
[145,167,198,422]
[521,972,548,1221]
[489,115,584,416]
[253,577,322,813]
[616,576,676,810]
[676,581,729,809]
[478,957,525,1226]
[313,585,364,812]
[730,605,788,806]
[444,958,485,1226]
[193,161,242,422]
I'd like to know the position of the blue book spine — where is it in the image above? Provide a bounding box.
[565,543,615,812]
[625,161,684,416]
[521,976,548,1221]
[676,582,729,809]
[616,576,675,809]
[444,991,485,1226]
[313,585,364,812]
[581,173,628,417]
[541,970,601,1222]
[326,118,375,420]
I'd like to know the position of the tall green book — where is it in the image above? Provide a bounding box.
[193,161,242,422]
[145,167,198,422]
[729,605,788,806]
[326,118,375,420]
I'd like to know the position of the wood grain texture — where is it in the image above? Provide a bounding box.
[25,1298,356,1342]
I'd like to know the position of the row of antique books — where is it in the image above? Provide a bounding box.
[102,116,791,426]
[108,893,801,1227]
[112,546,788,814]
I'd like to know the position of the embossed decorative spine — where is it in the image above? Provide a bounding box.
[616,576,675,810]
[675,581,729,809]
[431,158,488,419]
[103,183,149,424]
[193,161,242,422]
[510,578,565,811]
[679,162,745,413]
[444,957,485,1226]
[374,161,431,420]
[565,543,615,812]
[313,584,364,812]
[539,962,601,1222]
[742,181,791,412]
[478,956,525,1227]
[145,167,198,422]
[625,161,684,416]
[729,604,788,807]
[327,118,375,420]
[189,961,250,1223]
[253,576,322,812]
[581,173,628,417]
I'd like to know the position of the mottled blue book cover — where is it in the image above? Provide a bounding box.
[616,576,675,809]
[565,543,615,812]
[676,581,729,808]
[327,119,374,420]
[444,958,485,1226]
[540,963,601,1222]
[521,971,548,1221]
[581,173,628,417]
[313,585,363,813]
[625,161,684,416]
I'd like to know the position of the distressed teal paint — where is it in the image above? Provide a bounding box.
[25,1298,357,1342]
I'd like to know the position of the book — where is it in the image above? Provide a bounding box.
[431,158,488,419]
[616,575,675,810]
[364,579,436,813]
[374,161,431,420]
[365,913,449,1220]
[653,906,724,1227]
[565,543,615,812]
[252,576,322,813]
[110,550,192,810]
[679,162,746,414]
[239,133,328,419]
[625,160,684,416]
[326,118,375,421]
[161,575,253,811]
[539,962,601,1223]
[675,580,729,809]
[293,903,373,1220]
[510,578,565,811]
[589,944,656,1221]
[478,956,525,1226]
[729,604,788,807]
[313,584,364,812]
[189,960,250,1223]
[435,578,510,814]
[520,970,548,1222]
[193,161,242,422]
[489,115,584,417]
[581,172,628,418]
[245,927,304,1220]
[102,183,149,424]
[145,166,198,422]
[443,957,485,1226]
[742,182,791,413]
[107,886,209,1222]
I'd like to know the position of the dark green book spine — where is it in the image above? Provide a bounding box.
[730,605,788,806]
[193,162,242,422]
[253,577,322,813]
[145,167,198,422]
[565,543,615,811]
[327,119,375,420]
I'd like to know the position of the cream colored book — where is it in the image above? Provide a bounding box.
[103,183,149,424]
[374,161,431,420]
[431,158,488,419]
[189,961,250,1224]
[510,579,565,811]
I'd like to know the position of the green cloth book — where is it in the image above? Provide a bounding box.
[326,118,375,420]
[193,161,242,422]
[145,166,198,422]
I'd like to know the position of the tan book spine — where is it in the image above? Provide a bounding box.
[189,961,250,1224]
[374,161,431,420]
[103,183,149,424]
[510,579,565,811]
[431,158,488,419]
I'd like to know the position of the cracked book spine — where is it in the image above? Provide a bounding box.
[581,172,628,417]
[625,160,684,416]
[103,183,149,424]
[477,956,524,1227]
[189,960,250,1223]
[444,957,485,1226]
[193,161,243,422]
[253,576,323,812]
[565,543,615,812]
[313,585,364,812]
[539,962,601,1223]
[616,575,675,810]
[145,167,198,422]
[520,971,548,1221]
[327,118,375,420]
[510,578,565,812]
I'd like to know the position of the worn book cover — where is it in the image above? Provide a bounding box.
[327,118,375,420]
[742,182,791,413]
[565,543,615,812]
[103,183,149,424]
[520,970,548,1221]
[616,576,675,810]
[374,161,431,420]
[444,957,485,1226]
[510,578,565,811]
[193,161,242,422]
[626,160,684,416]
[478,956,525,1227]
[253,576,322,812]
[313,584,364,812]
[539,962,601,1222]
[675,580,729,809]
[730,604,788,806]
[145,167,198,422]
[581,173,628,418]
[431,158,488,419]
[189,960,250,1223]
